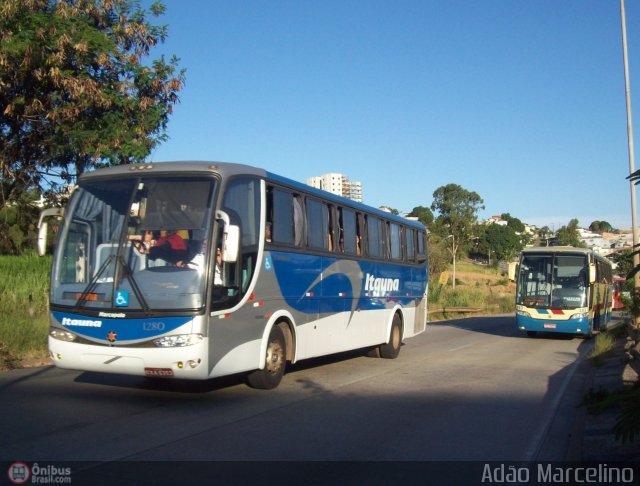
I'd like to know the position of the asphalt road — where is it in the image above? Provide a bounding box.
[0,315,595,483]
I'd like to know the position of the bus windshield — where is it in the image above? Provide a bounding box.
[517,253,587,309]
[51,176,216,312]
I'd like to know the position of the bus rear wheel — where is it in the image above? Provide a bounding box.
[247,325,286,390]
[378,313,403,359]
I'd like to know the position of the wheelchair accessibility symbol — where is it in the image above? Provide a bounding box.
[115,290,129,307]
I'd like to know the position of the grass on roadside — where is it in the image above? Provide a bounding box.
[588,332,616,366]
[0,254,51,369]
[429,260,515,320]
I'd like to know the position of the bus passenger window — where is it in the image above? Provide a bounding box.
[272,188,294,245]
[341,208,357,255]
[306,198,329,250]
[293,194,304,247]
[356,213,365,256]
[417,231,427,264]
[389,223,402,260]
[367,216,384,258]
[328,205,337,251]
[406,228,416,263]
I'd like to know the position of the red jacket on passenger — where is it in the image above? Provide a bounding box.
[156,232,187,251]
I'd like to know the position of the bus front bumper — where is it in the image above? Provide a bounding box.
[515,313,591,335]
[48,337,210,379]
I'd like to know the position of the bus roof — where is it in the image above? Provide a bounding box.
[520,246,611,263]
[78,160,425,230]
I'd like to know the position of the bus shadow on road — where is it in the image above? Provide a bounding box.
[73,370,248,394]
[72,346,380,394]
[429,314,580,341]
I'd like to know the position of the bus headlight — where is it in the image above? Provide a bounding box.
[153,334,204,348]
[516,310,531,318]
[570,312,588,320]
[50,328,77,342]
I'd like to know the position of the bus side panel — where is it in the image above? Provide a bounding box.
[206,251,319,377]
[206,250,428,375]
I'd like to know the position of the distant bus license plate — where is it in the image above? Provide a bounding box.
[145,368,174,377]
[543,323,557,329]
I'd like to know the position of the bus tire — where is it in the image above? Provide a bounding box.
[378,313,402,359]
[526,331,537,338]
[246,325,286,390]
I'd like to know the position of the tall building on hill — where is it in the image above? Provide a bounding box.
[306,173,363,203]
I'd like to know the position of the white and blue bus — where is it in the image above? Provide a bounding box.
[510,246,613,338]
[38,161,428,389]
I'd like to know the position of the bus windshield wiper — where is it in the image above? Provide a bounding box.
[74,254,115,311]
[74,252,151,314]
[116,255,151,315]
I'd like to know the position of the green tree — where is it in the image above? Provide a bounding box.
[500,212,533,247]
[555,218,585,247]
[0,0,185,205]
[430,183,484,258]
[500,213,525,233]
[407,205,434,228]
[0,188,40,254]
[426,234,449,281]
[477,223,522,263]
[589,220,613,233]
[538,226,552,245]
[610,250,633,279]
[379,206,399,215]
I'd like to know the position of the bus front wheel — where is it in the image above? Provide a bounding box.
[247,325,286,390]
[378,313,403,359]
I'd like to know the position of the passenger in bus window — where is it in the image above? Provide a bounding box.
[130,230,157,254]
[214,247,223,285]
[148,230,189,266]
[265,223,272,243]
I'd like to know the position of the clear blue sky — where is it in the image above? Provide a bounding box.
[147,0,640,231]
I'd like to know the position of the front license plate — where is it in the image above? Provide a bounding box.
[144,367,174,377]
[543,323,557,329]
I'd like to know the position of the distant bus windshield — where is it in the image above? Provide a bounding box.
[51,176,216,312]
[516,253,587,309]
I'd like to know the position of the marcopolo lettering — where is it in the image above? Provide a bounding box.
[364,273,400,295]
[61,317,102,328]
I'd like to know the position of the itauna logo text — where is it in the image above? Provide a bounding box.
[364,273,400,296]
[61,317,102,327]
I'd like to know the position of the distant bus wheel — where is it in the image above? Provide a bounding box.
[379,313,402,359]
[247,325,286,390]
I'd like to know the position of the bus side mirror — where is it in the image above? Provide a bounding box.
[37,208,64,256]
[508,262,518,282]
[216,209,239,263]
[589,264,596,284]
[222,225,240,263]
[37,222,48,256]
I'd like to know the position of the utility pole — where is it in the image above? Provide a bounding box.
[621,0,640,292]
[447,234,457,289]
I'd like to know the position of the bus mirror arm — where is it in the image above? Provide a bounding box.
[37,208,64,256]
[216,210,240,263]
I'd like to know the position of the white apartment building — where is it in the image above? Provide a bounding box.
[306,173,363,203]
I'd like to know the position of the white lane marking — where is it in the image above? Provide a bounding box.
[448,343,473,353]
